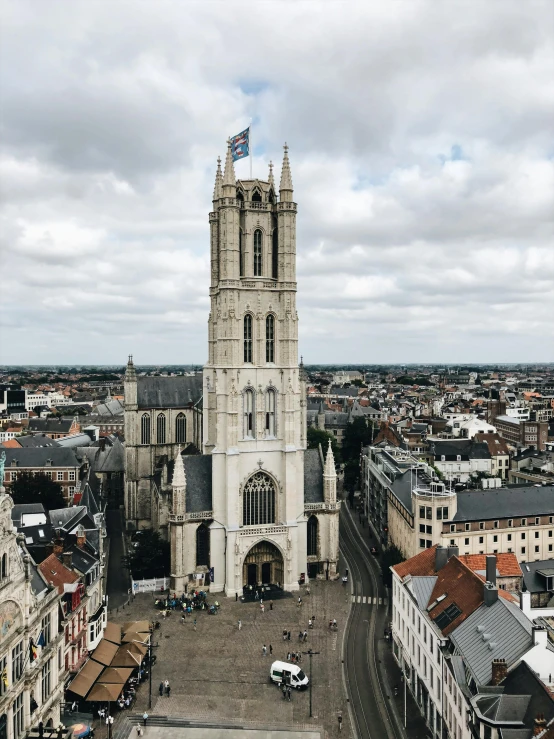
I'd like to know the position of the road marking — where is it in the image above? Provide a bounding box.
[357,596,361,603]
[351,596,356,603]
[362,596,367,604]
[378,597,383,605]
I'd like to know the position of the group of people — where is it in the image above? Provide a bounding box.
[155,590,218,618]
[158,679,171,698]
[286,651,302,664]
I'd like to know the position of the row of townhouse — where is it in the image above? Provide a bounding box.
[1,448,83,504]
[391,545,554,739]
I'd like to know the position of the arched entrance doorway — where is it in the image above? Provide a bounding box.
[243,541,284,588]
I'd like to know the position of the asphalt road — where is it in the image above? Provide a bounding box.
[105,508,130,610]
[340,503,406,739]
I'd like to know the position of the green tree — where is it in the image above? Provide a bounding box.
[343,459,359,492]
[10,471,65,510]
[307,426,341,463]
[380,544,405,587]
[342,417,373,463]
[129,529,170,579]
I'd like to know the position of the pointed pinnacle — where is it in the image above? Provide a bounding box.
[172,446,186,488]
[223,138,236,188]
[279,142,293,193]
[213,156,223,200]
[324,439,336,477]
[268,160,275,187]
[125,355,136,381]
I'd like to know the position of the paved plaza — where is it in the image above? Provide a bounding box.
[130,728,321,739]
[109,577,352,738]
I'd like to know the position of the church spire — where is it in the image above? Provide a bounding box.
[268,160,275,187]
[125,355,136,382]
[213,156,223,201]
[172,446,186,516]
[323,439,337,504]
[222,138,236,192]
[279,143,293,202]
[324,439,336,478]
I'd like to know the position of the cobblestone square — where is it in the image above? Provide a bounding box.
[109,578,351,738]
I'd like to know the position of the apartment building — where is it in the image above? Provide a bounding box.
[495,415,548,451]
[2,448,83,503]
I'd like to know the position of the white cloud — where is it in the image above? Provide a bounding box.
[0,0,553,363]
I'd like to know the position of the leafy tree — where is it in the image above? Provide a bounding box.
[343,459,360,492]
[380,544,405,587]
[342,417,373,463]
[307,426,341,463]
[10,471,65,510]
[351,378,367,387]
[129,529,170,579]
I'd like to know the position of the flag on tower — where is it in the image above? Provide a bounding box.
[230,127,250,161]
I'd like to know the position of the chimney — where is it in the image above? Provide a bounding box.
[534,713,547,736]
[435,546,448,571]
[61,551,72,569]
[491,658,507,685]
[486,555,497,587]
[53,538,64,555]
[447,545,459,561]
[484,581,498,607]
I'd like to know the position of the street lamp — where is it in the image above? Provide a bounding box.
[302,648,320,718]
[131,633,158,709]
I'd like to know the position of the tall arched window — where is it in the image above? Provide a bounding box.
[244,314,253,363]
[307,516,318,557]
[196,524,210,567]
[1,553,7,579]
[244,389,255,438]
[251,189,262,202]
[272,218,278,279]
[175,413,186,444]
[156,414,166,444]
[253,229,262,276]
[266,315,275,363]
[243,471,276,526]
[141,414,151,445]
[239,229,244,276]
[265,388,276,437]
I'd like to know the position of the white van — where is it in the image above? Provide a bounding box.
[269,661,309,690]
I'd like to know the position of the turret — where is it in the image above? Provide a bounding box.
[172,446,186,517]
[124,355,137,411]
[222,139,237,195]
[323,439,337,504]
[279,143,293,202]
[213,156,223,202]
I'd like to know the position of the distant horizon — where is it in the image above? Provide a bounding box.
[1,362,553,370]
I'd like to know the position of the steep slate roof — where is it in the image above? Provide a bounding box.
[11,503,46,526]
[450,598,533,685]
[137,375,202,409]
[520,559,554,593]
[182,455,212,513]
[430,439,491,461]
[93,398,124,416]
[15,434,60,448]
[410,576,437,609]
[3,447,81,468]
[304,448,324,503]
[28,418,76,433]
[474,432,511,457]
[453,486,554,522]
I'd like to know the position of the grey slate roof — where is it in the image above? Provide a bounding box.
[182,455,212,513]
[30,561,48,596]
[390,469,414,513]
[137,375,202,409]
[324,412,348,428]
[450,598,533,686]
[520,558,554,593]
[16,434,60,448]
[304,448,324,504]
[430,439,491,461]
[92,398,124,416]
[78,438,124,474]
[56,434,93,448]
[3,447,81,468]
[11,503,46,526]
[28,418,75,433]
[410,576,437,609]
[453,486,554,521]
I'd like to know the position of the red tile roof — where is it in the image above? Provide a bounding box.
[458,553,521,578]
[392,544,439,578]
[1,439,21,448]
[38,553,79,594]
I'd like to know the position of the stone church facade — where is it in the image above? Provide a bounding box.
[124,141,339,596]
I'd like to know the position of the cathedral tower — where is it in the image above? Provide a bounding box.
[204,142,307,595]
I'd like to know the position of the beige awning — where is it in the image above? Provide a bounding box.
[121,631,150,644]
[110,645,144,668]
[100,667,134,684]
[86,682,125,702]
[91,639,119,666]
[122,620,151,634]
[124,640,148,656]
[68,660,104,698]
[103,621,122,645]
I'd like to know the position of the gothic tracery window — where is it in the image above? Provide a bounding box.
[156,413,166,444]
[244,388,255,438]
[272,217,278,279]
[175,413,186,444]
[242,471,276,526]
[140,413,151,445]
[266,314,275,363]
[196,524,210,567]
[307,515,318,557]
[253,229,262,276]
[265,388,276,437]
[244,314,253,363]
[239,229,244,276]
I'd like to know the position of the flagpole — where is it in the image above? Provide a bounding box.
[249,118,252,179]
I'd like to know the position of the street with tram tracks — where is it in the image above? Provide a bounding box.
[340,501,407,739]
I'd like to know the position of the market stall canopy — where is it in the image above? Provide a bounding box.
[122,620,150,634]
[68,660,104,697]
[110,645,144,668]
[121,631,150,645]
[100,666,134,684]
[86,681,125,702]
[124,640,148,656]
[91,639,119,666]
[103,622,122,645]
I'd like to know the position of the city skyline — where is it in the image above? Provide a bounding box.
[1,1,553,365]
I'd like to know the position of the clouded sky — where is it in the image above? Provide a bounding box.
[1,0,553,365]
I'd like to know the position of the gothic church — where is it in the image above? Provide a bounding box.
[124,141,339,596]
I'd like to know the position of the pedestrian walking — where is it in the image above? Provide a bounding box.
[306,585,311,595]
[180,615,185,624]
[235,593,238,602]
[287,685,291,701]
[312,615,315,623]
[269,600,273,610]
[238,619,242,631]
[287,652,291,661]
[338,712,343,731]
[269,644,273,655]
[135,724,143,737]
[296,651,301,663]
[255,590,259,600]
[283,629,287,641]
[262,644,267,657]
[297,596,302,607]
[333,618,337,630]
[164,679,169,696]
[166,684,171,698]
[303,630,308,642]
[159,682,164,697]
[261,603,265,613]
[282,683,287,700]
[287,631,291,641]
[193,618,197,631]
[142,713,149,727]
[308,618,312,629]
